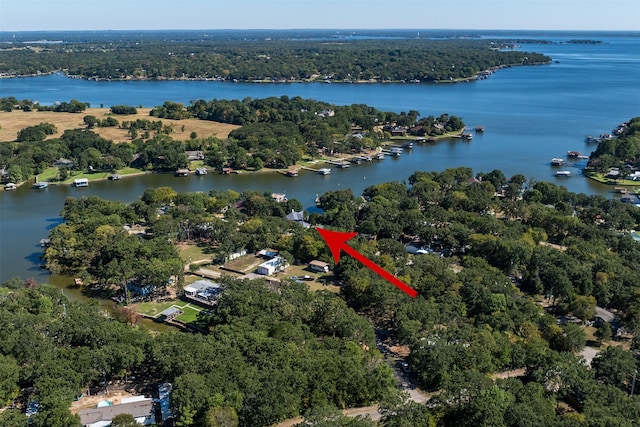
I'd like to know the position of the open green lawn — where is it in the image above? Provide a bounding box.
[175,304,202,323]
[137,300,203,324]
[36,166,146,185]
[137,301,176,317]
[178,244,212,264]
[587,172,640,187]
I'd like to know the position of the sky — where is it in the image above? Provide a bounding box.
[1,0,639,32]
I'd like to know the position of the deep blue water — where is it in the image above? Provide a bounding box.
[0,31,639,282]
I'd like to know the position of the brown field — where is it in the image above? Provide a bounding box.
[0,108,240,142]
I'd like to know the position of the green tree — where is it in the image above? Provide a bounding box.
[0,354,19,405]
[592,346,637,388]
[569,295,597,324]
[595,323,613,344]
[203,406,239,427]
[111,413,139,427]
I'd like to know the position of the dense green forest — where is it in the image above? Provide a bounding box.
[0,96,464,182]
[5,161,637,425]
[0,35,550,82]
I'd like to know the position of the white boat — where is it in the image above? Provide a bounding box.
[318,168,331,175]
[550,158,564,166]
[33,182,49,189]
[73,178,89,187]
[4,183,17,191]
[555,170,571,177]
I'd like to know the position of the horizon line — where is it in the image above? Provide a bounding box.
[2,28,640,33]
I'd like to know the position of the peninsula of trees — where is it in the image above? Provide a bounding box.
[3,162,640,426]
[0,31,550,82]
[0,96,465,184]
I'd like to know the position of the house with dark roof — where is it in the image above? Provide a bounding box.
[78,398,155,426]
[185,150,205,161]
[286,210,310,228]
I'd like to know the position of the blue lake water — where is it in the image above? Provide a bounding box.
[0,31,639,282]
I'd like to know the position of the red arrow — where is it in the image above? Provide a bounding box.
[316,228,418,298]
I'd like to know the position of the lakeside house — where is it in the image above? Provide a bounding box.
[183,279,222,306]
[286,209,310,228]
[185,150,204,161]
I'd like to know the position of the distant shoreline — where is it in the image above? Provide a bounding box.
[0,61,551,84]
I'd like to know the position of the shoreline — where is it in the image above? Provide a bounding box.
[0,62,551,85]
[9,131,468,189]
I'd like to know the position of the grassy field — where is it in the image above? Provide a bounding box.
[0,108,240,143]
[137,300,204,324]
[224,254,263,273]
[177,243,213,264]
[586,172,640,187]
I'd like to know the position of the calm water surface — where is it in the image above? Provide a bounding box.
[1,32,639,283]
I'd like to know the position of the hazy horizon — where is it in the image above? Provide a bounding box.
[2,0,639,33]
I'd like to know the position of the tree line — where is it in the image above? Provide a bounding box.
[0,96,464,182]
[0,36,550,82]
[31,159,640,425]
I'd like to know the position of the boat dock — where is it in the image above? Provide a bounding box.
[325,160,351,168]
[300,166,332,175]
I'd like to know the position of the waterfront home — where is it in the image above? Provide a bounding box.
[184,279,222,306]
[286,209,311,228]
[73,178,89,187]
[185,150,204,161]
[54,158,74,168]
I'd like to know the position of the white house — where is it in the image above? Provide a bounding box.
[257,256,287,276]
